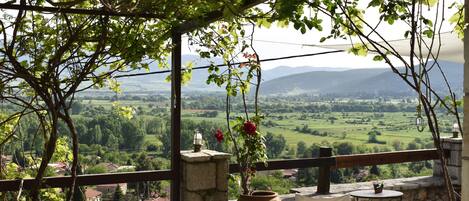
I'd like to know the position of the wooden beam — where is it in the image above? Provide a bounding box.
[170,31,182,201]
[0,3,166,19]
[0,170,172,192]
[317,147,332,194]
[229,157,336,173]
[335,149,439,168]
[177,0,268,33]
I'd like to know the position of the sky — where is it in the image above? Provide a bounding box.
[181,1,461,70]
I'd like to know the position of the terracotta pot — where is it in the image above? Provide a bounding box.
[238,191,281,201]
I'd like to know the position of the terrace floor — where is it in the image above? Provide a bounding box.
[270,176,447,201]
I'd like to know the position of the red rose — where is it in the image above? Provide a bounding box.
[243,121,257,136]
[215,129,224,143]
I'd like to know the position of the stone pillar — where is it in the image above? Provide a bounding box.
[433,137,462,186]
[181,150,230,201]
[463,0,469,200]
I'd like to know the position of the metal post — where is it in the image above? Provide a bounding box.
[317,147,332,194]
[170,31,182,201]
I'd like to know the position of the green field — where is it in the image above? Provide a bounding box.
[83,97,457,153]
[183,111,451,149]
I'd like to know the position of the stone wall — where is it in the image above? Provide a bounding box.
[433,137,462,186]
[180,150,230,201]
[214,137,462,201]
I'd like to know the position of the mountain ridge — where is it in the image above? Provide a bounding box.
[260,61,463,97]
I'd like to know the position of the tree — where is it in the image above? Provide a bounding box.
[367,130,381,136]
[68,165,85,201]
[12,148,26,167]
[368,133,378,143]
[392,140,403,151]
[265,132,286,158]
[407,142,419,150]
[71,101,84,115]
[296,141,307,158]
[113,185,125,201]
[146,117,163,135]
[85,164,107,174]
[93,125,103,145]
[106,134,119,151]
[279,0,463,198]
[134,152,163,199]
[370,165,380,176]
[334,142,355,155]
[0,1,266,199]
[121,121,145,150]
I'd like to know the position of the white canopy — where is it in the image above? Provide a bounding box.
[307,32,463,63]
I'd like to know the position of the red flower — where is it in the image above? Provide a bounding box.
[243,121,257,136]
[215,129,224,143]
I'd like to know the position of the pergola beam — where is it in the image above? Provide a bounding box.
[170,31,182,201]
[0,0,268,33]
[0,3,166,19]
[176,0,268,33]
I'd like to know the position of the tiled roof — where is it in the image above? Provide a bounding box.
[85,188,102,198]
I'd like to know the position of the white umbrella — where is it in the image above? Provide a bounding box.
[305,32,463,63]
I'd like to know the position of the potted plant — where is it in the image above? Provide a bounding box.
[373,181,384,194]
[216,116,279,201]
[206,51,278,200]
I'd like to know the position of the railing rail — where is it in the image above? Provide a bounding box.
[335,149,441,168]
[0,170,172,191]
[229,157,336,173]
[0,149,441,192]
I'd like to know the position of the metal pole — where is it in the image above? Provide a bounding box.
[170,31,182,201]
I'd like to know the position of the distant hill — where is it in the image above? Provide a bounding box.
[95,55,462,97]
[260,61,463,97]
[115,55,347,92]
[262,66,347,81]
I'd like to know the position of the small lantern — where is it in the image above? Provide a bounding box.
[416,117,423,126]
[415,116,425,132]
[452,123,459,138]
[193,130,203,152]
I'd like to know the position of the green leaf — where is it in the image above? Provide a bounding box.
[404,30,411,38]
[112,102,135,119]
[256,18,272,28]
[449,5,466,39]
[300,26,306,34]
[373,55,384,61]
[107,78,122,94]
[367,0,382,8]
[276,20,289,28]
[348,43,368,56]
[422,29,433,38]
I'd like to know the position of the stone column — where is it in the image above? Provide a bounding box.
[433,137,462,186]
[463,0,469,200]
[181,150,231,201]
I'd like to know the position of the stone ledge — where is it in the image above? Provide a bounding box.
[204,149,231,159]
[441,137,463,144]
[181,150,231,162]
[229,177,445,201]
[291,176,444,195]
[181,151,211,162]
[229,193,296,201]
